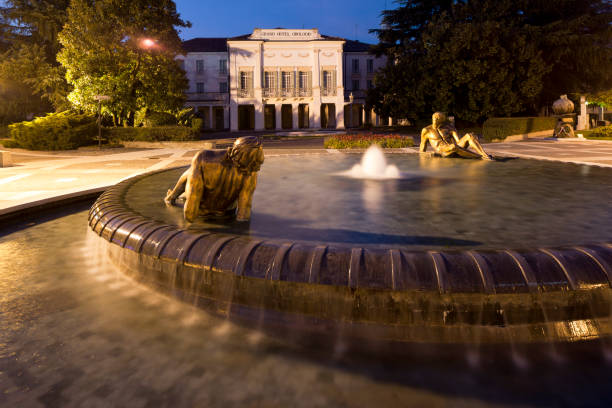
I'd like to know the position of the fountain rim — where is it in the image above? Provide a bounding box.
[88,164,612,295]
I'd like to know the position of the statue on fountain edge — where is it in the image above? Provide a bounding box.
[420,112,493,160]
[165,136,264,222]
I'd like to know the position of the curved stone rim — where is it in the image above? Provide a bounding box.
[89,167,612,344]
[89,167,612,295]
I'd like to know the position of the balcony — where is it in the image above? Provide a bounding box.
[321,87,336,97]
[186,92,228,102]
[238,88,254,98]
[262,88,313,98]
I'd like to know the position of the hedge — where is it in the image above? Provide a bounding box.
[584,125,612,140]
[325,134,414,149]
[103,126,200,142]
[482,117,557,141]
[7,111,97,150]
[144,111,177,127]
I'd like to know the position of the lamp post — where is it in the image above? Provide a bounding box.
[93,95,111,148]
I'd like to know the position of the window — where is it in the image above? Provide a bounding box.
[219,59,227,74]
[367,80,373,89]
[219,82,228,93]
[196,82,204,93]
[178,60,185,70]
[298,71,311,96]
[321,70,336,96]
[352,80,360,90]
[263,71,277,97]
[281,71,294,96]
[352,59,359,74]
[196,60,204,74]
[367,59,374,73]
[239,71,253,97]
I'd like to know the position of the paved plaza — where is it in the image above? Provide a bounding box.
[1,137,611,214]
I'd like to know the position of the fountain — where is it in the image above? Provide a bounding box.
[343,144,401,179]
[87,139,612,353]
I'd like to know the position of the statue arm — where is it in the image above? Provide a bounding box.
[183,154,205,222]
[236,173,258,222]
[419,129,430,152]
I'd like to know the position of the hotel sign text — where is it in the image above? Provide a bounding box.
[250,29,322,41]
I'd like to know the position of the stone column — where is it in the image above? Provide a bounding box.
[253,44,265,131]
[361,105,366,127]
[275,103,282,130]
[292,103,299,130]
[312,48,322,129]
[577,95,588,130]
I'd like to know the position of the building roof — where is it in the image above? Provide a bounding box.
[182,38,228,53]
[343,39,373,53]
[181,35,375,53]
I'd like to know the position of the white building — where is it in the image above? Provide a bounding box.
[178,29,387,131]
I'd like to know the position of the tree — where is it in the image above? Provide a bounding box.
[0,1,70,124]
[369,0,612,123]
[57,0,190,126]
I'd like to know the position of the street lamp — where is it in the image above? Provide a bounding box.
[140,38,156,49]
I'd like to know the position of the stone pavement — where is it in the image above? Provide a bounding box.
[1,137,611,213]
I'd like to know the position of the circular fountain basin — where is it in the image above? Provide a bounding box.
[89,153,612,346]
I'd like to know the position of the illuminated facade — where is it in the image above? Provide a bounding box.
[178,28,387,131]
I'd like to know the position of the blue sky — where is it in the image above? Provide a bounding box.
[174,0,390,44]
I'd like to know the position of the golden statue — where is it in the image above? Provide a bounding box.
[420,112,492,160]
[165,136,264,222]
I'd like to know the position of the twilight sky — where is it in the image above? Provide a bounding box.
[174,0,389,44]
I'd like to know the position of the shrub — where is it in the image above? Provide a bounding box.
[191,118,204,132]
[324,133,415,149]
[177,108,196,126]
[103,126,199,142]
[8,111,97,150]
[586,125,612,139]
[482,117,557,141]
[144,111,177,127]
[0,139,20,148]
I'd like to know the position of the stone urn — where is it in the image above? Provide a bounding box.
[552,95,575,115]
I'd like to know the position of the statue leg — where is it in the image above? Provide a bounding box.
[456,133,492,160]
[164,169,190,205]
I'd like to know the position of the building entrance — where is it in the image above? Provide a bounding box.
[281,104,293,129]
[264,105,276,130]
[320,104,336,128]
[298,104,309,128]
[213,107,224,130]
[238,105,255,130]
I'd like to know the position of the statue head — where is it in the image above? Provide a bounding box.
[225,136,264,174]
[432,112,447,128]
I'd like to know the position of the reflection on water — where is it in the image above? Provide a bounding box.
[1,211,612,407]
[126,154,612,249]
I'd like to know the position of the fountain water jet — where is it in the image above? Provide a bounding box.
[344,144,401,179]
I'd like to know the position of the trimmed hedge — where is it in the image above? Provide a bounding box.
[8,111,97,150]
[584,125,612,140]
[482,117,557,141]
[144,111,177,127]
[191,118,204,132]
[325,134,414,149]
[103,126,199,142]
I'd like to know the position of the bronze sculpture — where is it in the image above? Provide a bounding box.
[420,112,492,160]
[165,136,264,222]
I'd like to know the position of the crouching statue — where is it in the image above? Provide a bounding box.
[420,112,492,160]
[165,136,264,222]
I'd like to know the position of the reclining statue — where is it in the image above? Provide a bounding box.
[165,136,264,222]
[420,112,492,160]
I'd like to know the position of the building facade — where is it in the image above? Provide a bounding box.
[178,29,387,131]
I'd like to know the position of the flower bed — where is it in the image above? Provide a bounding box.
[324,133,414,149]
